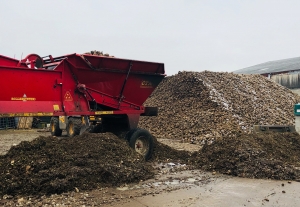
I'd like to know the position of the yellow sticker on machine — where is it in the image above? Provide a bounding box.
[0,112,53,117]
[11,97,36,101]
[53,105,60,111]
[140,80,153,88]
[95,111,114,115]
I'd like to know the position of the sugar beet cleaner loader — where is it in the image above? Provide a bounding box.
[0,52,165,160]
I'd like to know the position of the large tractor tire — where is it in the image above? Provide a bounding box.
[67,117,81,137]
[50,117,62,136]
[128,128,154,161]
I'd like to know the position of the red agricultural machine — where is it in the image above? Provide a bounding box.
[0,52,165,160]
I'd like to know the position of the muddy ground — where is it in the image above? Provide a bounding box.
[1,130,300,206]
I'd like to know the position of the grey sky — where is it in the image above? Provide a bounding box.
[1,0,300,75]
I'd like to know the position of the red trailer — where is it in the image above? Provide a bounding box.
[0,52,165,160]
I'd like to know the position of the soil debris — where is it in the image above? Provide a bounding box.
[0,133,153,197]
[1,131,300,198]
[194,132,300,180]
[153,132,300,181]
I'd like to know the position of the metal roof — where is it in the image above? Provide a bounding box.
[234,56,300,74]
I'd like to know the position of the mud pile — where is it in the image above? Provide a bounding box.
[139,71,300,142]
[153,132,300,180]
[0,133,153,197]
[195,132,300,180]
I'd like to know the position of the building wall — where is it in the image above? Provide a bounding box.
[271,73,300,89]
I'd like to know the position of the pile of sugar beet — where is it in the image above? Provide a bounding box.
[2,71,300,197]
[140,71,300,141]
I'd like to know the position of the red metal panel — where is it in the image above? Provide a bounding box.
[66,54,165,107]
[0,66,63,114]
[0,55,21,67]
[0,68,61,101]
[80,54,165,74]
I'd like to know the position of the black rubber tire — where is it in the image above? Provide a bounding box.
[128,128,154,161]
[67,117,81,137]
[125,128,137,141]
[50,117,62,136]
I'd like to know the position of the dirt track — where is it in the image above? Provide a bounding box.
[1,130,300,207]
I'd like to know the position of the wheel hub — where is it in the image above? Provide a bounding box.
[135,136,149,155]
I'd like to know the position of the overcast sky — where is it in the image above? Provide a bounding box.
[1,0,300,75]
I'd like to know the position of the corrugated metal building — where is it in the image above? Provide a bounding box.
[234,57,300,95]
[271,73,300,89]
[234,57,300,76]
